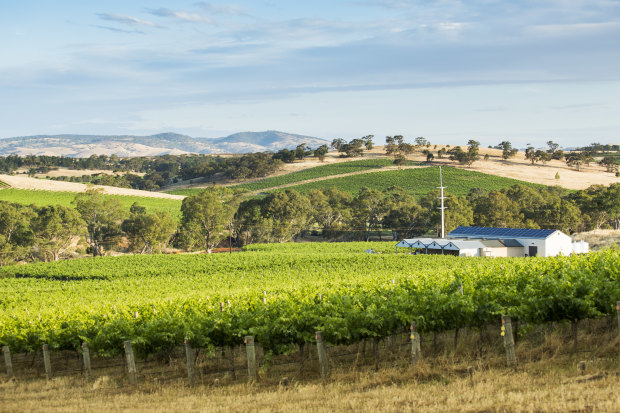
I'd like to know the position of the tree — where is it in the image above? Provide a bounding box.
[385,135,414,164]
[351,187,386,241]
[599,156,619,173]
[308,187,352,238]
[73,188,125,256]
[331,139,346,151]
[261,190,311,242]
[438,195,474,234]
[565,152,589,171]
[272,149,296,163]
[362,135,374,150]
[446,145,478,166]
[424,150,434,162]
[180,187,238,251]
[535,150,552,164]
[335,138,366,157]
[314,144,329,162]
[473,190,523,227]
[546,141,559,153]
[0,202,35,265]
[294,143,307,160]
[382,187,424,239]
[496,141,518,160]
[31,205,85,261]
[122,204,177,253]
[414,137,429,147]
[235,198,271,245]
[525,146,537,164]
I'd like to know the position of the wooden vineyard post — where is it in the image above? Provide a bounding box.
[42,344,52,380]
[315,331,329,380]
[410,322,421,366]
[501,316,517,369]
[124,341,137,385]
[244,336,257,382]
[82,342,92,381]
[2,346,13,380]
[184,340,195,386]
[372,338,379,372]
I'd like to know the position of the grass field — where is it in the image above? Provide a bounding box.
[263,166,544,197]
[0,188,183,219]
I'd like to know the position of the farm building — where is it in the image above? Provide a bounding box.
[396,226,589,257]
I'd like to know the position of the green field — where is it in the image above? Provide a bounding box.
[231,159,418,191]
[164,158,419,196]
[1,242,617,357]
[0,189,183,220]
[264,166,543,197]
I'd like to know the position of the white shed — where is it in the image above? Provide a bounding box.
[447,226,586,257]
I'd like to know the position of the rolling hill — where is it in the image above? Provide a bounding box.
[0,131,329,157]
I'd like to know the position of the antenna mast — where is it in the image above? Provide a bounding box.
[437,166,447,238]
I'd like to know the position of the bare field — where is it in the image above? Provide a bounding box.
[0,174,185,200]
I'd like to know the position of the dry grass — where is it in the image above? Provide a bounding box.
[1,320,619,412]
[1,360,618,412]
[573,230,620,251]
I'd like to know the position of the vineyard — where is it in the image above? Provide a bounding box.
[1,243,618,359]
[230,159,418,192]
[261,166,543,197]
[0,188,183,220]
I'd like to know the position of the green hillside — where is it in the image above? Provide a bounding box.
[0,189,183,220]
[265,166,544,198]
[231,159,418,191]
[165,158,418,196]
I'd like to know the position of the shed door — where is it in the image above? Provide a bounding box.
[528,246,538,257]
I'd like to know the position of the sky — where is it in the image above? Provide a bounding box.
[1,0,619,147]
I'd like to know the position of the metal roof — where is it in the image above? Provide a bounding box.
[499,239,524,247]
[448,226,556,240]
[445,240,486,250]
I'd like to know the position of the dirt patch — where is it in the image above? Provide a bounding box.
[0,174,185,200]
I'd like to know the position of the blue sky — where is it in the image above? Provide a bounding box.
[1,0,619,147]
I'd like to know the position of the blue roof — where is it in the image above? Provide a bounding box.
[448,226,556,240]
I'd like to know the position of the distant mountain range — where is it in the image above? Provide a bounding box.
[0,131,330,157]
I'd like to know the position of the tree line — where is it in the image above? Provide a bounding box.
[1,181,619,266]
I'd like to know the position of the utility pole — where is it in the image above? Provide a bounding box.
[437,166,447,238]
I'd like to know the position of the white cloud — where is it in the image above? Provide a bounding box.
[148,8,212,23]
[527,21,620,36]
[96,13,160,28]
[195,2,247,16]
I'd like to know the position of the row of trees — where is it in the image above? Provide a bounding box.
[181,183,620,250]
[2,181,619,266]
[0,189,177,265]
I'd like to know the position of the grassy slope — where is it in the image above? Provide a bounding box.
[0,188,182,220]
[264,166,544,198]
